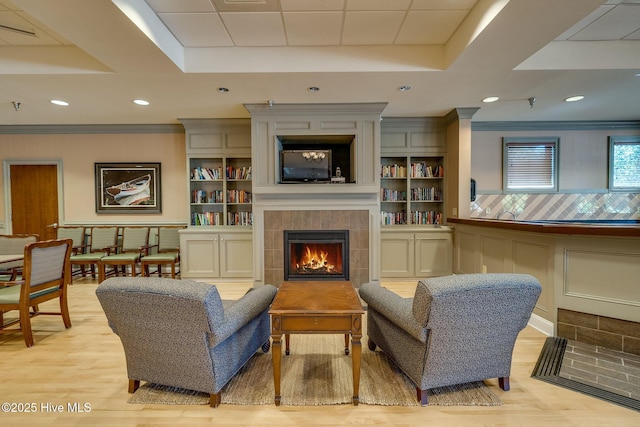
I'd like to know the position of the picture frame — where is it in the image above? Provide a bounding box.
[95,162,161,214]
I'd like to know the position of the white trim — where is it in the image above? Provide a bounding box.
[3,159,64,234]
[528,312,554,336]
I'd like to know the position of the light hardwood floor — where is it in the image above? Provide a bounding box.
[1,278,638,426]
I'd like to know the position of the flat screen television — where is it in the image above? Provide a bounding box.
[280,149,332,182]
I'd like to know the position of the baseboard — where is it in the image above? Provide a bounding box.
[528,313,554,336]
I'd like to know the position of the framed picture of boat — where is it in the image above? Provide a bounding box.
[95,162,161,214]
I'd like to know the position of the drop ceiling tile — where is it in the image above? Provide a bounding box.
[283,12,342,45]
[342,11,405,45]
[346,0,411,11]
[396,10,468,44]
[410,0,477,10]
[220,12,286,46]
[212,0,280,12]
[158,12,233,47]
[569,5,640,40]
[145,0,215,13]
[281,0,345,11]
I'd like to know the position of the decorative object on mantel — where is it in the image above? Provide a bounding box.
[128,334,502,407]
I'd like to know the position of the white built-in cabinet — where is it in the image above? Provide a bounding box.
[380,118,453,278]
[180,119,253,279]
[380,229,452,278]
[179,229,253,279]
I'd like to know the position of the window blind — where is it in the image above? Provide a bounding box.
[506,142,556,190]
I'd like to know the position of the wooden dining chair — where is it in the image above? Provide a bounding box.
[0,239,73,347]
[98,226,150,283]
[55,225,86,280]
[69,226,118,282]
[0,234,39,281]
[141,226,185,278]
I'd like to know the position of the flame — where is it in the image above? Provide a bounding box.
[296,245,336,273]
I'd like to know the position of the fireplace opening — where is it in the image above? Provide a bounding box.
[284,230,349,281]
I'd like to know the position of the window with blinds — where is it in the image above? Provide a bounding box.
[503,137,558,192]
[609,136,640,191]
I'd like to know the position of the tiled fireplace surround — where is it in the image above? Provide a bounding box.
[263,210,370,289]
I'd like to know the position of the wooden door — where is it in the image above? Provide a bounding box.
[10,164,59,240]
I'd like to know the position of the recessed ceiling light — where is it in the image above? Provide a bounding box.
[217,87,229,93]
[133,99,150,106]
[308,86,320,92]
[398,85,411,92]
[482,96,499,103]
[564,95,585,102]
[50,99,69,106]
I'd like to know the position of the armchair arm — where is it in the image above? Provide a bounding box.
[359,282,426,342]
[211,285,277,345]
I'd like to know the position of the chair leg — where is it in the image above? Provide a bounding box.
[60,296,72,329]
[128,379,140,393]
[499,376,510,391]
[416,388,428,406]
[210,392,221,408]
[20,305,34,347]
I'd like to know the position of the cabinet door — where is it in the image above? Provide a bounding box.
[180,233,220,278]
[380,232,415,278]
[219,233,253,278]
[415,232,452,277]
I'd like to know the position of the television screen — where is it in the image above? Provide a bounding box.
[281,149,332,182]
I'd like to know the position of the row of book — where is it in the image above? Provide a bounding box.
[191,166,222,180]
[227,189,252,203]
[381,163,444,178]
[381,164,407,178]
[191,212,222,226]
[381,188,407,202]
[381,210,443,225]
[191,211,253,226]
[192,190,223,204]
[411,163,444,178]
[227,211,253,226]
[227,166,252,180]
[410,187,443,201]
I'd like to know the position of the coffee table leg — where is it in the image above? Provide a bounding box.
[351,332,362,406]
[272,331,282,406]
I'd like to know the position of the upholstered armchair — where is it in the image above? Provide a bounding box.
[95,277,277,407]
[358,273,542,405]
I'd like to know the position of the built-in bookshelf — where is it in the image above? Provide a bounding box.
[189,156,252,227]
[380,156,444,225]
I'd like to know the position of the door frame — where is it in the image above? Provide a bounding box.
[3,159,65,235]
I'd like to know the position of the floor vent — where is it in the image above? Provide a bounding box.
[532,337,640,412]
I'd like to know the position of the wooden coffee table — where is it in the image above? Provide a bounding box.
[269,281,364,406]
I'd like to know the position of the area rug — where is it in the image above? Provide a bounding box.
[128,334,501,407]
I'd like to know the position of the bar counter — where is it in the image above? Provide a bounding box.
[447,217,640,238]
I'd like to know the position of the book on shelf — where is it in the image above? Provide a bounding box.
[410,210,442,225]
[410,187,442,201]
[381,164,407,178]
[410,162,444,178]
[227,189,252,204]
[191,212,221,226]
[227,211,253,226]
[191,166,222,180]
[381,188,407,202]
[226,166,252,180]
[381,210,408,225]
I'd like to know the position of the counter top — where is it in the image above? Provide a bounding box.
[446,217,640,238]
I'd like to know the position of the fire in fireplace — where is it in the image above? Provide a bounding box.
[283,230,349,281]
